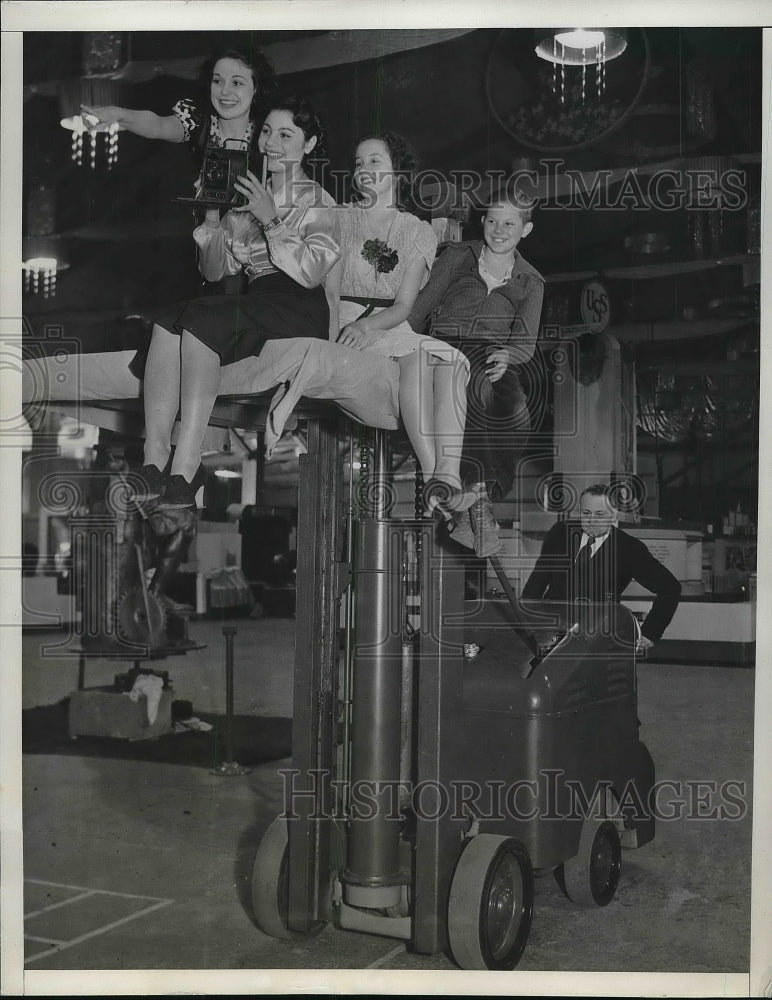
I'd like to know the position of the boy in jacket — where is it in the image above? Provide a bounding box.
[408,188,544,556]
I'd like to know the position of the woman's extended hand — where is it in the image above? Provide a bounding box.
[336,321,377,350]
[232,170,277,224]
[485,349,510,383]
[80,104,123,129]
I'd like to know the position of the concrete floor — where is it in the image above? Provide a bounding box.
[18,615,755,983]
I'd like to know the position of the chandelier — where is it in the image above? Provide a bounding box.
[22,175,68,298]
[61,112,121,170]
[534,28,628,103]
[23,258,59,298]
[58,33,127,170]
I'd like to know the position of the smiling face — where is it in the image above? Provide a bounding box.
[483,204,533,256]
[210,57,256,122]
[579,492,618,539]
[353,139,397,203]
[258,109,317,176]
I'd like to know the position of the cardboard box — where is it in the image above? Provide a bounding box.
[68,687,173,741]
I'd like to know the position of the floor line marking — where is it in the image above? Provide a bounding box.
[24,897,174,965]
[24,890,96,919]
[25,878,169,902]
[367,943,405,969]
[24,936,65,945]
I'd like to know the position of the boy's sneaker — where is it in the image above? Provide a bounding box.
[129,464,166,502]
[158,474,197,510]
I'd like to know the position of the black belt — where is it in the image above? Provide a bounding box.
[340,295,393,308]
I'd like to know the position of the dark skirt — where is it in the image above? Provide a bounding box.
[129,270,329,379]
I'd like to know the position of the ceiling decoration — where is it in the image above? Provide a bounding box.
[534,28,628,102]
[60,87,124,170]
[488,27,650,153]
[637,366,758,444]
[57,34,129,169]
[23,173,69,297]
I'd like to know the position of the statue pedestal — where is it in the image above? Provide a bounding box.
[552,332,636,505]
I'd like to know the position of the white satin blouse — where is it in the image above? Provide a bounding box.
[193,180,340,288]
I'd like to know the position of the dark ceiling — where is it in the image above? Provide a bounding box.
[22,31,329,83]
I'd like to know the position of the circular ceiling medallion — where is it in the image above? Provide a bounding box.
[487,28,650,153]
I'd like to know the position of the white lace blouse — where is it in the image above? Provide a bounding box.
[338,205,437,300]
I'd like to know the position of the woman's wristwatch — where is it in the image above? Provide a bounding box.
[262,216,283,233]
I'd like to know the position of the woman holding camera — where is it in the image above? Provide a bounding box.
[129,96,339,509]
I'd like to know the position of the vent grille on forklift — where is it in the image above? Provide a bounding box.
[560,677,590,709]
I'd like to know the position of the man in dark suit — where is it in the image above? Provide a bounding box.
[521,484,681,653]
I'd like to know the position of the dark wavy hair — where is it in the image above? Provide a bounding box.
[353,130,418,209]
[191,47,276,163]
[267,94,327,165]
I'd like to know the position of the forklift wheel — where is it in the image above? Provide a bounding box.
[252,816,294,939]
[448,834,534,970]
[252,816,326,940]
[560,818,622,907]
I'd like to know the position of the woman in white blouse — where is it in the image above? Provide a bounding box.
[129,96,340,508]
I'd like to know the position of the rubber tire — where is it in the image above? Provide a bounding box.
[251,813,336,942]
[251,816,294,939]
[561,818,622,907]
[448,834,534,970]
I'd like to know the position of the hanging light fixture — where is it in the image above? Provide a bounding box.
[535,28,628,103]
[23,258,59,298]
[58,33,127,170]
[21,173,68,298]
[60,112,122,170]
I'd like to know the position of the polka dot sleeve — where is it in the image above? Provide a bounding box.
[171,98,204,143]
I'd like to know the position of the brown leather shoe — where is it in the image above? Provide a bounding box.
[469,496,501,557]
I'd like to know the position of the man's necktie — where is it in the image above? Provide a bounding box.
[573,538,593,601]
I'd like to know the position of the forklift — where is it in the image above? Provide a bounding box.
[251,427,655,970]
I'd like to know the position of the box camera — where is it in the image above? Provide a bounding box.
[175,140,255,209]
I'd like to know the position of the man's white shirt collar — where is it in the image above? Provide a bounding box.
[577,529,612,557]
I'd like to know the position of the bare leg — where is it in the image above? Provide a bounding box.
[170,331,222,482]
[397,350,435,478]
[143,325,181,471]
[431,356,469,490]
